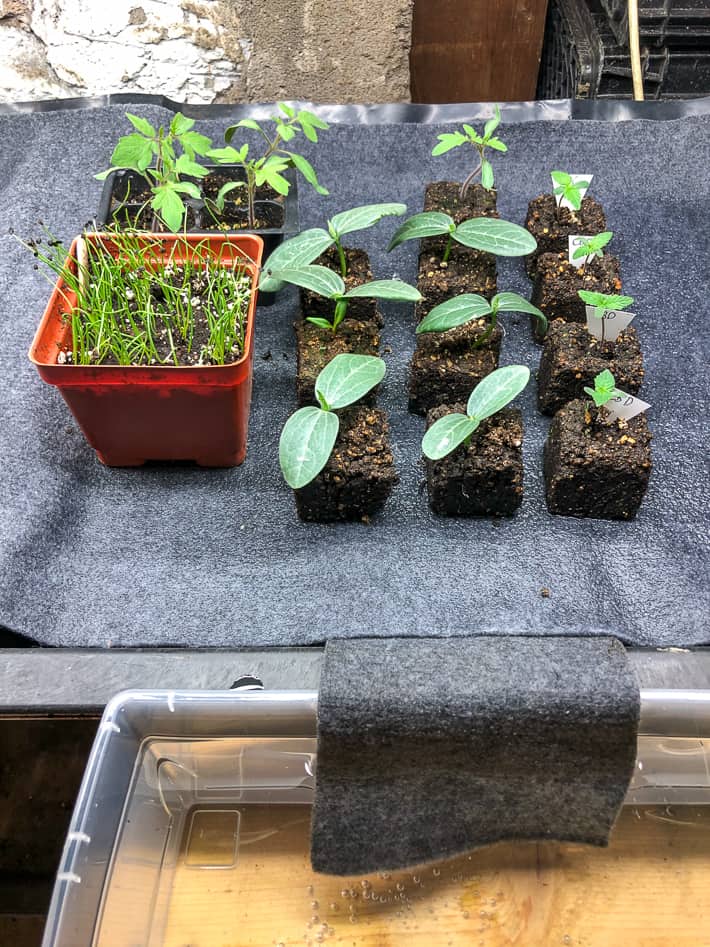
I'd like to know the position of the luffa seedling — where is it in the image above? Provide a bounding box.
[268,264,421,333]
[572,231,613,266]
[96,112,214,232]
[578,290,634,343]
[416,292,547,346]
[584,368,619,409]
[550,171,591,213]
[259,203,407,291]
[279,354,386,488]
[207,103,329,228]
[423,365,530,460]
[431,104,507,196]
[388,212,536,263]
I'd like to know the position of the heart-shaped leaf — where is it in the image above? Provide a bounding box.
[344,279,421,302]
[416,293,491,333]
[387,211,453,251]
[329,203,407,238]
[466,365,530,421]
[279,406,340,489]
[315,353,386,410]
[259,229,333,292]
[267,265,344,299]
[422,413,478,461]
[454,217,537,256]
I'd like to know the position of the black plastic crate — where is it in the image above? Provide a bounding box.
[601,0,710,47]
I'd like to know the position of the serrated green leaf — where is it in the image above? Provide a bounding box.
[208,145,248,164]
[111,134,154,172]
[269,265,344,299]
[486,137,507,152]
[180,130,213,156]
[299,121,318,142]
[175,155,208,177]
[279,406,339,489]
[462,123,477,138]
[277,121,297,142]
[416,293,491,333]
[572,231,613,259]
[256,163,290,195]
[329,203,407,238]
[298,109,329,130]
[431,131,467,156]
[316,354,386,410]
[172,181,202,199]
[493,292,547,324]
[288,152,328,195]
[278,102,295,119]
[454,217,537,256]
[387,211,453,251]
[422,414,478,461]
[578,291,634,311]
[126,113,156,138]
[481,159,494,189]
[344,279,421,302]
[170,113,195,136]
[151,187,185,232]
[259,229,334,292]
[466,365,530,422]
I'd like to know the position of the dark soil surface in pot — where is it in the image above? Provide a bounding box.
[294,406,398,522]
[423,181,498,222]
[300,246,380,323]
[544,399,652,520]
[531,251,622,340]
[524,193,607,277]
[537,320,644,416]
[416,249,496,319]
[295,315,381,406]
[425,405,524,517]
[201,201,283,231]
[409,320,502,416]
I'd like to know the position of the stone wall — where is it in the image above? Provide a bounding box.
[0,0,414,104]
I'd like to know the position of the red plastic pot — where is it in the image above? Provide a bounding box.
[29,232,264,467]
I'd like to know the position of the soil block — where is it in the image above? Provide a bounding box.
[295,314,381,406]
[417,249,497,320]
[531,251,622,341]
[409,320,502,416]
[421,180,498,273]
[294,406,398,523]
[524,193,607,277]
[425,405,524,517]
[538,320,644,416]
[544,399,652,521]
[300,246,380,323]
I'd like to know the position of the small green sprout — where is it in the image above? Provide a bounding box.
[96,112,214,232]
[422,365,530,461]
[416,292,546,346]
[584,369,619,408]
[207,103,329,229]
[259,203,407,291]
[578,291,634,343]
[279,354,386,488]
[572,231,613,266]
[550,171,591,212]
[431,104,507,196]
[268,264,421,333]
[388,211,536,263]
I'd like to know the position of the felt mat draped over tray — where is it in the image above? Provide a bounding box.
[0,104,708,648]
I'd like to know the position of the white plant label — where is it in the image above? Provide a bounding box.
[604,390,650,423]
[553,173,592,210]
[585,305,635,343]
[568,234,595,267]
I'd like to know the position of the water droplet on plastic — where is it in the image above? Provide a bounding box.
[311,900,319,910]
[433,867,441,877]
[396,882,405,891]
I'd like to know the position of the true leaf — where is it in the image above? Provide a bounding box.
[466,365,530,421]
[288,152,328,195]
[268,265,344,299]
[151,186,185,232]
[170,113,195,136]
[486,137,507,152]
[387,211,453,251]
[578,290,634,311]
[422,414,478,461]
[315,354,386,410]
[278,102,295,119]
[483,105,501,139]
[172,181,201,199]
[416,294,491,333]
[215,181,244,210]
[126,113,156,138]
[344,279,421,302]
[279,406,339,489]
[259,229,334,292]
[454,218,537,256]
[550,170,572,187]
[329,203,407,238]
[573,231,613,258]
[175,155,208,177]
[111,134,154,172]
[298,109,329,130]
[431,131,467,155]
[180,131,213,156]
[235,118,262,131]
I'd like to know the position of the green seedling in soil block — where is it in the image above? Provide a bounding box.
[551,171,591,213]
[206,103,329,229]
[431,104,507,196]
[388,212,536,263]
[280,354,386,488]
[268,264,421,333]
[578,290,634,343]
[572,231,613,267]
[584,368,620,409]
[417,292,546,346]
[96,112,214,232]
[259,203,407,291]
[423,365,530,460]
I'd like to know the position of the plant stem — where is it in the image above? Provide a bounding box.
[336,238,347,277]
[246,166,256,228]
[459,161,482,199]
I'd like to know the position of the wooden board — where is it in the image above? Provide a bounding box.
[410,0,549,103]
[153,805,710,947]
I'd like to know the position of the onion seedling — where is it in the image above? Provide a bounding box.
[279,354,386,488]
[387,212,536,263]
[416,292,546,346]
[431,104,507,196]
[578,291,634,343]
[96,112,213,232]
[259,203,407,291]
[572,231,613,266]
[267,264,421,333]
[584,369,619,409]
[422,365,530,460]
[207,103,329,228]
[550,171,591,213]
